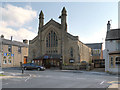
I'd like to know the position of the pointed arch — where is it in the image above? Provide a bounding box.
[45,30,58,54]
[46,30,58,48]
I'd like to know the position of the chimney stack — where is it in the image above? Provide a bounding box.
[11,36,13,41]
[23,39,28,44]
[107,20,111,31]
[1,35,4,38]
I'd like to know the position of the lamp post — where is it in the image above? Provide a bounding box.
[60,56,63,70]
[0,38,2,68]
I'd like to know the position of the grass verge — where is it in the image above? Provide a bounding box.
[0,74,5,76]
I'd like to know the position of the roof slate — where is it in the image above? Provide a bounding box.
[85,43,102,49]
[1,38,28,47]
[106,29,120,41]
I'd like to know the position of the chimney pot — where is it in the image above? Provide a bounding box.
[1,35,4,38]
[23,39,28,44]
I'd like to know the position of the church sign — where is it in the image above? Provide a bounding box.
[69,59,75,63]
[44,55,49,59]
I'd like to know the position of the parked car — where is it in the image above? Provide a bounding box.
[22,63,45,71]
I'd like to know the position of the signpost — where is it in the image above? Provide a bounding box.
[0,38,2,90]
[60,56,63,70]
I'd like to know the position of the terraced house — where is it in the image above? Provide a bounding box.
[0,35,28,68]
[28,7,92,69]
[104,21,120,74]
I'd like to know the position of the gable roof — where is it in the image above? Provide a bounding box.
[85,43,102,49]
[106,29,120,41]
[41,19,61,32]
[1,38,28,47]
[29,35,38,44]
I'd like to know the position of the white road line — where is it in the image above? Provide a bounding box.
[25,74,31,82]
[76,78,85,80]
[100,81,105,85]
[2,83,8,85]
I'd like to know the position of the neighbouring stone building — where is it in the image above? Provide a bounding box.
[85,43,104,68]
[104,21,120,74]
[0,35,28,68]
[28,7,92,68]
[85,43,103,60]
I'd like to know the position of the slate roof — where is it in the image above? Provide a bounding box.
[85,43,102,49]
[1,38,28,47]
[106,29,120,41]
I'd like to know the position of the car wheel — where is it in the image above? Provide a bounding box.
[37,67,41,71]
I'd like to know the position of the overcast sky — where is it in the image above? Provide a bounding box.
[0,2,118,49]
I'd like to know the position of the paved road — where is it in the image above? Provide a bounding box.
[2,69,119,88]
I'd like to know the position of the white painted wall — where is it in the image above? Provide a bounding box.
[0,38,1,67]
[118,1,120,28]
[104,40,120,73]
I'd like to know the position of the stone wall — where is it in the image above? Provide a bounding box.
[2,45,28,68]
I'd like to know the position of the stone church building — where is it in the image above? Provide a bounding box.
[28,7,91,68]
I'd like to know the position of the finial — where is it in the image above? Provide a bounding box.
[107,20,111,25]
[62,7,67,15]
[39,10,44,18]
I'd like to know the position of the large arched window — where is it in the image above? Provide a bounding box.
[46,30,58,54]
[46,31,58,47]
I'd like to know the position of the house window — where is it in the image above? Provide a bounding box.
[18,46,21,53]
[8,45,12,52]
[70,48,73,58]
[8,57,11,64]
[118,41,120,50]
[110,56,113,66]
[3,59,7,64]
[115,57,120,66]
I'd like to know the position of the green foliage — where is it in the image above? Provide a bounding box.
[27,60,32,63]
[89,60,92,64]
[0,74,5,76]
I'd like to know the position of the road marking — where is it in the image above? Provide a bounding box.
[100,81,105,85]
[107,81,120,84]
[2,83,8,85]
[25,74,31,82]
[77,78,85,80]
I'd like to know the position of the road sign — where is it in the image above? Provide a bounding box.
[4,53,7,56]
[44,55,49,59]
[11,54,14,57]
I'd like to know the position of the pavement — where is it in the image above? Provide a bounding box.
[107,81,120,89]
[108,84,120,89]
[1,67,30,80]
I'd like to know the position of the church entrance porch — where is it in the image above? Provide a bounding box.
[33,54,62,69]
[43,59,60,69]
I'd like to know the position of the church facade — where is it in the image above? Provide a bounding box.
[28,7,92,68]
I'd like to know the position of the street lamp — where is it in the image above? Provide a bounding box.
[0,37,3,68]
[60,56,63,70]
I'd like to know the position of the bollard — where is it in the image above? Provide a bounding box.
[22,67,24,74]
